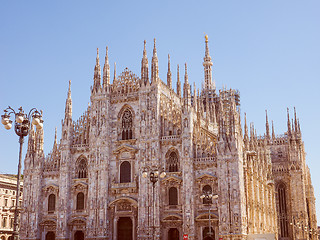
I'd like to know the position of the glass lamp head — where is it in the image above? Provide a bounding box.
[160,172,166,178]
[4,121,12,130]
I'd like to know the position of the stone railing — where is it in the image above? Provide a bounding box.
[161,135,181,140]
[71,144,89,149]
[194,157,216,164]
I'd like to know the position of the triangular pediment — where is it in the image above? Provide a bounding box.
[113,144,138,155]
[161,175,182,184]
[43,183,59,194]
[40,219,57,226]
[162,214,182,221]
[195,213,219,221]
[196,173,217,180]
[71,181,88,191]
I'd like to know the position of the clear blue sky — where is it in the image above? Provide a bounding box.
[1,0,319,223]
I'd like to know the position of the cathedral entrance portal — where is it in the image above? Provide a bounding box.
[117,217,133,240]
[45,232,55,240]
[74,231,84,240]
[168,228,179,240]
[203,227,214,240]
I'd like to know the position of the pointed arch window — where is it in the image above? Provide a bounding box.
[76,158,87,179]
[167,152,179,172]
[278,183,288,238]
[169,187,178,205]
[122,110,133,140]
[120,161,131,183]
[76,192,85,210]
[48,194,56,212]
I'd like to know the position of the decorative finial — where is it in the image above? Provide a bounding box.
[96,48,100,65]
[205,34,208,43]
[143,40,147,57]
[153,38,157,56]
[54,127,57,145]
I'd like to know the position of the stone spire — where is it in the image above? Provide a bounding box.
[244,113,249,141]
[272,120,275,139]
[54,127,57,146]
[103,46,110,88]
[141,40,149,86]
[26,125,36,158]
[265,110,270,139]
[287,108,291,136]
[113,62,117,82]
[193,82,197,110]
[294,107,298,132]
[151,38,159,84]
[203,35,215,90]
[167,54,172,88]
[64,80,72,124]
[183,63,191,107]
[177,64,181,97]
[93,48,101,92]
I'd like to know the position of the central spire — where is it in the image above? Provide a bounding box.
[203,35,215,90]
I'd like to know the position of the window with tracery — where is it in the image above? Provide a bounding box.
[121,110,133,140]
[202,185,213,204]
[167,152,179,172]
[278,183,288,238]
[76,158,87,178]
[120,161,131,183]
[76,192,85,210]
[48,194,56,212]
[169,187,178,205]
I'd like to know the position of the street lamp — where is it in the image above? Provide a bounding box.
[142,167,166,240]
[200,191,218,239]
[1,106,43,240]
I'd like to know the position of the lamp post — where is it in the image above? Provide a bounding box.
[142,168,166,240]
[1,106,43,240]
[200,191,218,239]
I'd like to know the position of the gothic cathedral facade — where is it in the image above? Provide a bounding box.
[20,37,318,240]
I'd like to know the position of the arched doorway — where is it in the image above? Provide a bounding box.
[117,217,133,240]
[168,228,179,240]
[203,227,214,240]
[74,231,84,240]
[45,232,55,240]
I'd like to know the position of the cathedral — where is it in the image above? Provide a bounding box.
[20,36,318,240]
